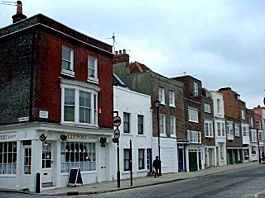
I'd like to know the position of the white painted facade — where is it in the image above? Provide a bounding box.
[113,86,153,179]
[209,91,227,166]
[152,137,178,173]
[0,123,113,192]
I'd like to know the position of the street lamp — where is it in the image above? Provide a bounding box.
[256,121,261,163]
[154,100,161,176]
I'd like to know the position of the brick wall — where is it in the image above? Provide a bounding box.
[34,28,113,128]
[218,89,240,119]
[0,18,113,128]
[0,32,33,124]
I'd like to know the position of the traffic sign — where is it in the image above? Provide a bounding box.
[114,128,120,139]
[113,116,121,127]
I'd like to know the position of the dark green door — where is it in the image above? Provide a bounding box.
[189,152,198,172]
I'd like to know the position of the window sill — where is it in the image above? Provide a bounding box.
[123,133,133,136]
[136,134,147,137]
[137,169,147,173]
[61,69,75,77]
[169,105,176,108]
[205,136,214,138]
[87,78,99,84]
[61,121,99,129]
[188,120,199,123]
[0,174,16,177]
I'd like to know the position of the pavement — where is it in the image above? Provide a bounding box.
[38,161,265,197]
[0,162,264,197]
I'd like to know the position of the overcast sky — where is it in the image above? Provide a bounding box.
[0,0,264,108]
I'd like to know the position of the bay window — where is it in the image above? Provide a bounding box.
[62,86,98,126]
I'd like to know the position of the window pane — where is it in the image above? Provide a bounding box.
[65,89,75,105]
[65,106,75,121]
[62,47,70,60]
[62,60,70,70]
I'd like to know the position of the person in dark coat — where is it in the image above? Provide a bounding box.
[153,156,160,178]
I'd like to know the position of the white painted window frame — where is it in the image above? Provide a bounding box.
[170,116,176,137]
[61,46,75,77]
[158,87,165,105]
[88,56,99,83]
[61,84,98,127]
[169,90,175,107]
[188,107,199,123]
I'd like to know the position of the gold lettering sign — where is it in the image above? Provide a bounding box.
[67,133,97,140]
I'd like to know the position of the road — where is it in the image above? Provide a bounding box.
[0,165,264,198]
[90,165,265,198]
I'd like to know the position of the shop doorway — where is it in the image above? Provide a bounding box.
[42,142,53,187]
[99,147,107,182]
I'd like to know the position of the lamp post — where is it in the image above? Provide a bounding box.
[256,121,261,163]
[154,100,161,176]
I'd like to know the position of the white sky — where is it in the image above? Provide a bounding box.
[0,0,264,108]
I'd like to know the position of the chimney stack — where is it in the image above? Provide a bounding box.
[12,1,27,23]
[113,49,130,64]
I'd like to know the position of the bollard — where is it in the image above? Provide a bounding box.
[36,172,40,193]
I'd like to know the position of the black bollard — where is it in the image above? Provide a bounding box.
[36,172,40,193]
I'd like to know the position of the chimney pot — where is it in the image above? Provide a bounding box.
[115,51,118,55]
[12,0,27,23]
[119,50,122,54]
[123,49,126,54]
[17,1,22,14]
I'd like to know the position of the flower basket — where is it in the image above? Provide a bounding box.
[60,134,67,141]
[100,137,107,147]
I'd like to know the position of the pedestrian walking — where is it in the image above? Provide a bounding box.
[153,156,160,178]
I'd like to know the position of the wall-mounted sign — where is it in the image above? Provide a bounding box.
[114,129,120,139]
[39,110,49,119]
[67,133,97,141]
[39,134,47,142]
[0,133,16,141]
[113,116,121,127]
[18,117,29,122]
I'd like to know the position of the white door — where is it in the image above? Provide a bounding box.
[99,147,106,182]
[42,142,53,185]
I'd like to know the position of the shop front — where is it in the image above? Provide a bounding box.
[0,123,113,192]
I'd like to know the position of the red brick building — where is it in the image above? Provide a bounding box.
[218,87,249,164]
[0,10,113,191]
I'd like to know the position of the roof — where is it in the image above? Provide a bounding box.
[0,14,112,54]
[113,74,127,87]
[128,61,151,73]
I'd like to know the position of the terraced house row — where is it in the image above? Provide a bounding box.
[0,6,264,192]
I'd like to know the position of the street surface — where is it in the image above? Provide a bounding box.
[90,165,265,198]
[0,165,264,198]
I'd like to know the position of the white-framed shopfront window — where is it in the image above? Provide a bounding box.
[0,142,17,175]
[61,142,96,173]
